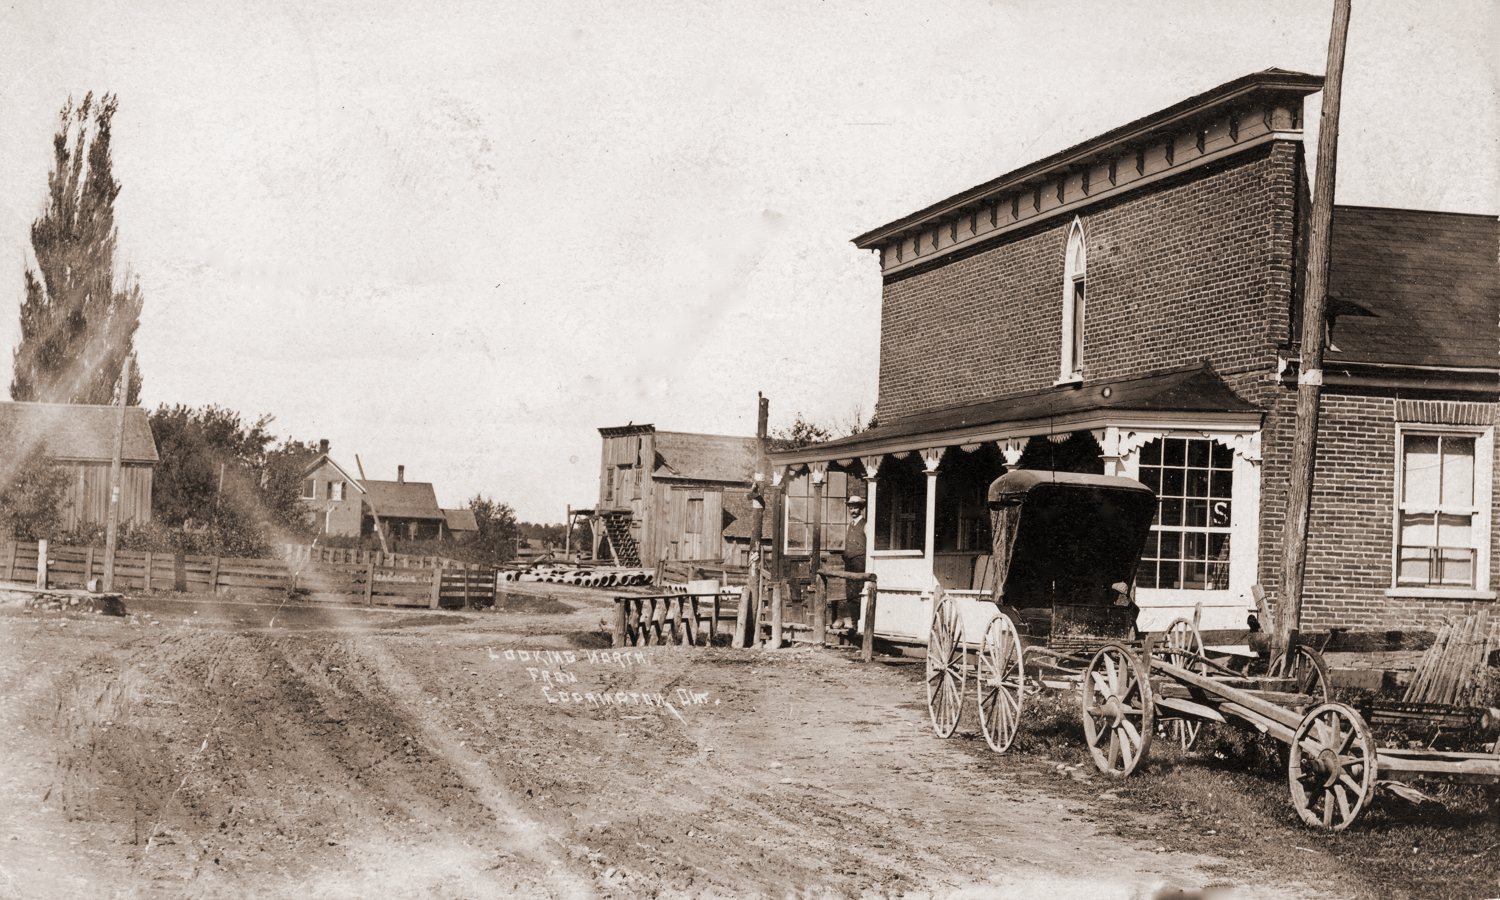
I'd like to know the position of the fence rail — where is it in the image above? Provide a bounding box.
[3,540,497,610]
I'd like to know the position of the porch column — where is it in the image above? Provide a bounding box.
[998,438,1026,468]
[808,462,828,645]
[1094,427,1126,477]
[860,455,882,557]
[920,448,942,561]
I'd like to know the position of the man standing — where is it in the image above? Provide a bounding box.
[837,495,867,629]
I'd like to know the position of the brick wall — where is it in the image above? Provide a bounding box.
[875,141,1301,421]
[1259,389,1500,631]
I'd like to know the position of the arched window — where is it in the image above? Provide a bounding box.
[1060,218,1086,382]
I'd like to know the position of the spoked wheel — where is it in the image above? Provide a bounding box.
[1151,617,1206,751]
[1269,644,1331,706]
[1082,643,1154,777]
[977,612,1025,753]
[1288,702,1378,831]
[925,590,966,738]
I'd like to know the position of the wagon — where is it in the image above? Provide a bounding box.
[924,469,1500,831]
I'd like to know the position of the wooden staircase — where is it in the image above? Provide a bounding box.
[601,511,641,567]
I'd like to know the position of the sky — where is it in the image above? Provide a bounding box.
[0,0,1494,523]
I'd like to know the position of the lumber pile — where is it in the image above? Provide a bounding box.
[1403,610,1499,705]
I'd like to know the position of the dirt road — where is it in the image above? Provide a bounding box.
[0,590,1348,899]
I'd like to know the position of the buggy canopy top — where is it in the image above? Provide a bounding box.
[985,470,1158,610]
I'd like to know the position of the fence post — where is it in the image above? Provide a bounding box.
[365,561,375,606]
[770,581,784,650]
[462,563,471,608]
[173,551,186,592]
[84,546,95,588]
[861,574,878,663]
[613,597,626,647]
[36,539,47,589]
[4,540,15,582]
[208,555,221,595]
[430,566,441,610]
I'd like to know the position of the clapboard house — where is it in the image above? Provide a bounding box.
[771,69,1499,633]
[587,424,756,567]
[299,453,452,541]
[0,401,158,530]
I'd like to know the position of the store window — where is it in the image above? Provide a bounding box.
[1137,437,1233,590]
[874,454,927,552]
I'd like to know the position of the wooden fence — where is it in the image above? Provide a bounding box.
[3,540,497,610]
[281,544,461,569]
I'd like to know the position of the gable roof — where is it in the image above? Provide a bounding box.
[360,479,445,519]
[299,454,366,492]
[443,508,478,533]
[1327,206,1499,371]
[0,401,158,464]
[652,431,757,483]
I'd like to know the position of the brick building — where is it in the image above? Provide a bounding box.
[770,69,1498,634]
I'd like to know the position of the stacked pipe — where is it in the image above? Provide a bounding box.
[496,566,653,587]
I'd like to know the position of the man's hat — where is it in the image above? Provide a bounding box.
[847,495,866,507]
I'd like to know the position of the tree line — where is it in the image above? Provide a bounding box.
[0,94,533,565]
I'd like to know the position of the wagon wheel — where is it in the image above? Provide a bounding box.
[977,612,1025,753]
[1082,644,1154,777]
[1151,618,1206,751]
[1288,702,1378,831]
[925,591,966,738]
[1268,644,1331,707]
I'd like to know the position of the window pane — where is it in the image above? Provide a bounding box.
[1438,549,1474,586]
[1185,499,1209,528]
[1187,440,1209,468]
[1398,550,1430,584]
[1211,442,1234,469]
[1187,469,1209,498]
[786,523,807,551]
[1210,499,1232,528]
[1163,468,1185,496]
[1182,560,1208,590]
[1159,560,1181,589]
[1160,498,1183,527]
[1140,440,1161,466]
[787,496,808,526]
[1441,437,1475,507]
[1139,468,1161,494]
[1400,511,1436,548]
[1164,438,1186,467]
[1138,562,1159,589]
[1436,513,1473,549]
[1402,435,1441,506]
[824,523,846,552]
[1209,470,1233,498]
[1160,531,1181,561]
[827,471,847,497]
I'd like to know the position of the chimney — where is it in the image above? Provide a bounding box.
[397,465,405,484]
[319,438,329,454]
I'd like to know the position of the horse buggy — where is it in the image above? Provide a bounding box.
[924,469,1500,831]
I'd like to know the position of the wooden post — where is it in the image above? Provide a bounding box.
[102,355,132,591]
[430,566,442,609]
[36,539,47,589]
[769,580,783,649]
[208,555,221,595]
[709,592,720,644]
[810,467,826,646]
[143,551,153,592]
[861,574,879,663]
[462,563,472,608]
[1278,0,1351,651]
[365,561,375,605]
[613,597,627,647]
[84,546,95,588]
[173,551,186,592]
[4,540,16,582]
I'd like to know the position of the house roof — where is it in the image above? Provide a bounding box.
[853,69,1324,250]
[442,508,478,533]
[360,479,446,520]
[652,431,757,483]
[1327,206,1499,371]
[0,401,159,464]
[771,363,1258,464]
[299,454,367,491]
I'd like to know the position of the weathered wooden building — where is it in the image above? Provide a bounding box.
[587,424,756,566]
[0,401,158,530]
[299,454,453,541]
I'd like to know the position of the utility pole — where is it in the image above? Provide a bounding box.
[102,355,132,591]
[734,394,770,648]
[355,454,391,555]
[1278,0,1352,651]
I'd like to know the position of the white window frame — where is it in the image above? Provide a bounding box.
[1388,423,1495,599]
[1057,217,1087,384]
[301,478,317,500]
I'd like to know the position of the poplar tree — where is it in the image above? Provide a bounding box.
[11,93,144,406]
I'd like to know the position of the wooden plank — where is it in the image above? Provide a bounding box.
[4,541,15,582]
[174,552,187,592]
[365,563,375,606]
[430,567,441,610]
[861,575,877,663]
[143,551,153,592]
[613,598,627,647]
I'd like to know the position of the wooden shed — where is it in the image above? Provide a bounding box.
[0,401,158,530]
[592,424,755,567]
